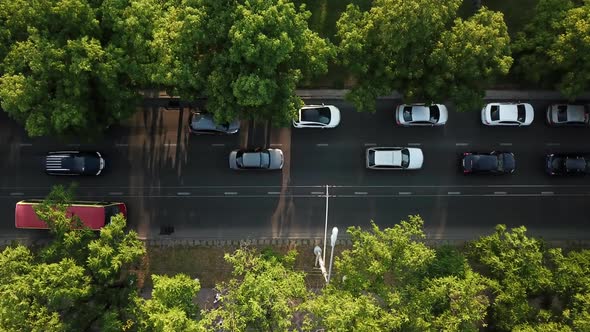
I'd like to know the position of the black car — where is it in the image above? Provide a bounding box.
[545,154,590,175]
[45,151,105,175]
[462,151,515,174]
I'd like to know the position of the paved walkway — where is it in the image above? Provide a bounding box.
[142,88,590,101]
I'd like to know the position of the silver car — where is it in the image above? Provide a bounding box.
[395,103,448,126]
[546,104,590,126]
[366,147,424,170]
[229,148,284,170]
[188,112,240,135]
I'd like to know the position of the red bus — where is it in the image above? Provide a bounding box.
[15,200,127,230]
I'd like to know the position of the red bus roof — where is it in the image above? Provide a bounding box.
[15,202,126,230]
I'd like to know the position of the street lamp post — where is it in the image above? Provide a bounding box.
[327,227,338,283]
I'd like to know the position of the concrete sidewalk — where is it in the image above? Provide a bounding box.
[142,88,590,101]
[295,89,590,100]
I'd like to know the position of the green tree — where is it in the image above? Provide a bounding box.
[152,0,334,125]
[133,274,203,332]
[468,225,554,330]
[334,215,436,297]
[0,0,160,137]
[200,248,309,331]
[0,185,145,331]
[336,0,512,113]
[513,0,590,98]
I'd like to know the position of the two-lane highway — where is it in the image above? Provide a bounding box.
[1,98,590,241]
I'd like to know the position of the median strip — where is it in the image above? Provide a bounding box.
[447,191,461,195]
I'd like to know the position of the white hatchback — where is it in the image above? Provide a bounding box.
[366,147,424,170]
[481,103,534,126]
[293,104,341,128]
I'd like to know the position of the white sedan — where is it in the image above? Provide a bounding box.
[366,147,423,170]
[395,103,448,126]
[481,103,534,126]
[293,104,341,128]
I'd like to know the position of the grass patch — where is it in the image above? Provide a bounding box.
[139,243,350,290]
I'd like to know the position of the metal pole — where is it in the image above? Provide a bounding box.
[327,227,338,283]
[323,185,329,262]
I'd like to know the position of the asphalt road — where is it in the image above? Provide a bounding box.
[2,98,590,241]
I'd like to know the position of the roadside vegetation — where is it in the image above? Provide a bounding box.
[1,0,589,137]
[1,186,589,331]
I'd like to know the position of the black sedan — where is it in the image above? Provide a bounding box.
[45,151,105,176]
[461,151,515,174]
[545,154,590,175]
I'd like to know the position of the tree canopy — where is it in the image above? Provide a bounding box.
[336,0,512,112]
[0,0,161,137]
[152,0,334,125]
[513,0,590,99]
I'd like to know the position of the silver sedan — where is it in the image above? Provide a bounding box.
[229,148,284,170]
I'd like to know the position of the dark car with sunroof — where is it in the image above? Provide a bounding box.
[461,151,515,174]
[545,153,590,175]
[45,151,105,176]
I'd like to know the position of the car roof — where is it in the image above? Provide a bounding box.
[497,104,518,122]
[407,105,431,122]
[242,152,262,167]
[468,154,497,170]
[374,150,401,167]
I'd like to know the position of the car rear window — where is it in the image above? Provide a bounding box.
[403,106,412,121]
[517,104,526,122]
[429,106,440,122]
[491,105,500,121]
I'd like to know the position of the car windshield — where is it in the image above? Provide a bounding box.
[429,106,440,121]
[401,149,410,168]
[368,150,375,166]
[491,105,500,121]
[557,105,568,122]
[517,104,526,122]
[403,107,413,121]
[302,107,331,124]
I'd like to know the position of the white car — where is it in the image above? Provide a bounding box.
[366,147,423,170]
[395,103,448,126]
[293,104,341,128]
[481,103,534,126]
[546,104,590,126]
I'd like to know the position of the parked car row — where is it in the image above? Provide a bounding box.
[189,102,590,134]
